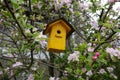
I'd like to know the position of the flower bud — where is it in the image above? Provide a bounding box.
[95,52,100,57]
[92,56,97,61]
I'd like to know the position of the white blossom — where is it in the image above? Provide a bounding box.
[107,67,114,73]
[67,51,80,63]
[98,69,106,74]
[86,70,93,76]
[25,29,30,34]
[110,73,117,79]
[3,54,14,58]
[88,47,94,52]
[12,62,23,68]
[27,74,34,80]
[35,32,47,41]
[35,32,47,49]
[31,67,37,71]
[32,27,37,32]
[90,20,99,30]
[40,40,47,49]
[61,0,72,5]
[49,77,59,80]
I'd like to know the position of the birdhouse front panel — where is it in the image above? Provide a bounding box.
[47,23,67,52]
[43,18,75,53]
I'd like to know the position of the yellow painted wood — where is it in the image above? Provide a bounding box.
[47,23,66,52]
[43,19,73,53]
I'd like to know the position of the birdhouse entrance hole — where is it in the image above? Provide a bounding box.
[57,30,61,34]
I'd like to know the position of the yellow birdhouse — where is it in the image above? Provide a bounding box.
[43,18,74,53]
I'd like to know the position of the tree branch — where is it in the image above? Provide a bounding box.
[3,0,27,39]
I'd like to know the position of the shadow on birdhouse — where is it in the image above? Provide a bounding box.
[43,18,74,53]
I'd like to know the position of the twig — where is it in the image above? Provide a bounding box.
[94,31,116,52]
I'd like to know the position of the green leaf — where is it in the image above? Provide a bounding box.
[103,23,112,28]
[11,0,19,9]
[114,29,120,32]
[32,0,37,3]
[21,43,25,52]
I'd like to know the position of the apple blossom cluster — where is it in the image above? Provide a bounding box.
[54,0,72,12]
[106,47,120,59]
[67,51,80,63]
[78,1,92,11]
[97,67,117,79]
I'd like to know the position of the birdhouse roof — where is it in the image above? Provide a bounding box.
[43,18,74,38]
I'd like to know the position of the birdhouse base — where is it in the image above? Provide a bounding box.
[47,48,64,53]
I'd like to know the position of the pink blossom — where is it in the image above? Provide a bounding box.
[61,0,72,4]
[108,0,118,3]
[0,19,3,24]
[10,70,14,76]
[54,0,60,12]
[95,52,100,57]
[40,40,47,49]
[67,51,80,63]
[92,56,97,61]
[12,62,23,68]
[101,26,106,30]
[0,71,2,75]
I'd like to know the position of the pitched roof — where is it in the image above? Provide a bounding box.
[43,18,74,38]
